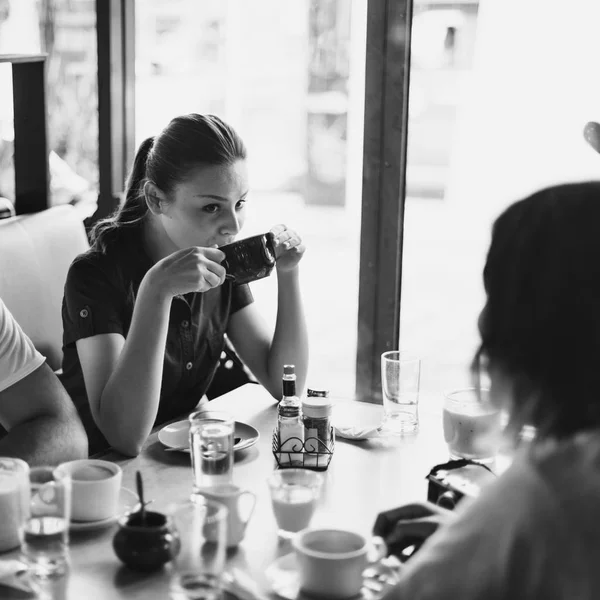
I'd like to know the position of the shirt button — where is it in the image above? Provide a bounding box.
[185,362,193,371]
[80,309,89,318]
[182,320,190,329]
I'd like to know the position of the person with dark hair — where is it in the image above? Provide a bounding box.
[381,181,600,599]
[60,114,308,456]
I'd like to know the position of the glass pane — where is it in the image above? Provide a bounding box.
[0,0,98,215]
[402,0,600,402]
[135,0,367,397]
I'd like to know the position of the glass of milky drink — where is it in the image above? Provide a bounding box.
[0,458,30,553]
[189,411,235,494]
[443,388,502,464]
[268,469,323,539]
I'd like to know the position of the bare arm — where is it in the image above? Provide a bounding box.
[228,266,309,399]
[75,278,171,457]
[75,247,227,457]
[0,363,88,465]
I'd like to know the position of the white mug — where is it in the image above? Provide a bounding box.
[198,484,256,547]
[54,459,122,522]
[293,528,385,599]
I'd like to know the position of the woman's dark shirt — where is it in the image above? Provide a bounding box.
[60,230,253,455]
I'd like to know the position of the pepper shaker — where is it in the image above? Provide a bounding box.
[302,389,332,452]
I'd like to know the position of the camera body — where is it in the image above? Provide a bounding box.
[426,459,496,510]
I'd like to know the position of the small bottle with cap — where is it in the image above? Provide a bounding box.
[277,365,304,463]
[302,388,332,453]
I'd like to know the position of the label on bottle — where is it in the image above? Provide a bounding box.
[282,380,296,397]
[279,404,299,419]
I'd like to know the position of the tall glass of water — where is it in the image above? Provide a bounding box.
[189,411,235,494]
[381,351,421,434]
[21,467,71,578]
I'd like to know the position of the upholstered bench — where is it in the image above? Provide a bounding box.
[0,205,90,371]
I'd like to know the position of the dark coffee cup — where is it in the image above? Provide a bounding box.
[220,232,276,285]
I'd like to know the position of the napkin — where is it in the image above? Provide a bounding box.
[334,424,383,441]
[0,559,34,593]
[223,568,271,600]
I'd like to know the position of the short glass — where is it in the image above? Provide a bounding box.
[21,466,71,578]
[0,457,30,552]
[169,499,228,600]
[189,411,235,494]
[268,469,323,539]
[380,351,421,434]
[442,388,502,463]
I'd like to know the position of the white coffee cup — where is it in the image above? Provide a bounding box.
[197,484,256,547]
[54,459,122,522]
[293,528,384,599]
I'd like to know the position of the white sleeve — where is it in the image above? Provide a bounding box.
[0,298,46,393]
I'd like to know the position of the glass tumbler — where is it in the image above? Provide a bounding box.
[169,499,228,600]
[380,351,421,434]
[21,466,71,578]
[0,457,30,552]
[442,388,502,463]
[268,469,323,539]
[189,411,235,494]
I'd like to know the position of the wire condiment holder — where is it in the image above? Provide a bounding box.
[272,428,335,471]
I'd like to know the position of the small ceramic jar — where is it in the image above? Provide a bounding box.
[113,510,180,572]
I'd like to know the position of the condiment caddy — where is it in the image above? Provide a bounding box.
[273,368,335,471]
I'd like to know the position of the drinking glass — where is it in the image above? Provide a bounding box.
[380,351,421,434]
[442,388,502,463]
[189,411,235,494]
[0,457,30,552]
[169,499,228,600]
[268,469,323,539]
[21,467,71,578]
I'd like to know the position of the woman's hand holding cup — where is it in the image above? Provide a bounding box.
[270,224,305,273]
[146,246,227,299]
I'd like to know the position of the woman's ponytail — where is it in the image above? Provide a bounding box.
[90,137,154,252]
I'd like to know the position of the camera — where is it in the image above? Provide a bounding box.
[426,459,496,510]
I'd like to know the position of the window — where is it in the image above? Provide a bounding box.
[401,0,600,403]
[0,0,98,214]
[135,0,367,397]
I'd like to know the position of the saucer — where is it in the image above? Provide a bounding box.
[158,419,260,453]
[265,553,401,600]
[69,487,138,532]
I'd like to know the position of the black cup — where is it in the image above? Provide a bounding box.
[220,232,276,285]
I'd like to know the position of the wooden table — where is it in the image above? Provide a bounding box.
[5,384,450,600]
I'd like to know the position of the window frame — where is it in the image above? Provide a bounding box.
[356,0,413,402]
[95,0,136,222]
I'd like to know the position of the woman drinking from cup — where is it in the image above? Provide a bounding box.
[382,181,600,599]
[60,114,308,456]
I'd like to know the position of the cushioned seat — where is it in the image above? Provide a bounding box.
[0,205,90,370]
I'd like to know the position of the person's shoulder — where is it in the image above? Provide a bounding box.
[64,247,127,301]
[67,246,122,280]
[71,245,116,268]
[529,431,600,496]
